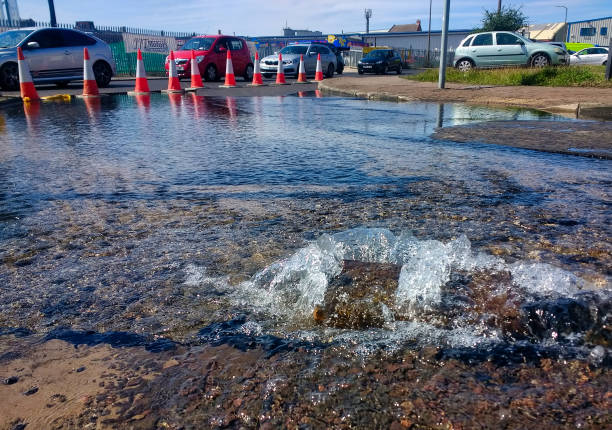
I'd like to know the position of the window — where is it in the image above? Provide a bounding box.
[472,33,493,46]
[310,45,330,55]
[229,39,243,51]
[593,48,608,54]
[180,37,215,51]
[24,29,64,49]
[579,27,596,37]
[61,29,96,47]
[601,27,608,36]
[462,36,474,47]
[496,33,522,45]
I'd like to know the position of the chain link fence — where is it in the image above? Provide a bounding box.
[342,48,455,69]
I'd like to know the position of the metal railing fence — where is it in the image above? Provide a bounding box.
[342,48,455,69]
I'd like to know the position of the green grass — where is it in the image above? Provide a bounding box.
[404,65,612,87]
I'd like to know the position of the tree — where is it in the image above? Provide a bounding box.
[478,5,528,32]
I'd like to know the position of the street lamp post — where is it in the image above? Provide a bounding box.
[48,0,57,27]
[556,5,567,23]
[438,0,450,89]
[426,0,432,67]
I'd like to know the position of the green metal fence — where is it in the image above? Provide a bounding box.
[108,41,168,76]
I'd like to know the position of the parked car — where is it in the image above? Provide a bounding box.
[453,31,568,71]
[167,35,254,82]
[0,27,116,90]
[569,47,609,66]
[357,49,402,74]
[260,43,337,78]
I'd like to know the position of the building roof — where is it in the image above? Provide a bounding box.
[521,22,566,40]
[389,22,422,32]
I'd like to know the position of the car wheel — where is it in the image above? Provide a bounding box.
[55,81,70,88]
[0,62,19,91]
[382,65,388,74]
[204,64,217,82]
[262,73,272,78]
[337,65,344,75]
[531,53,550,68]
[396,64,402,75]
[603,61,607,66]
[358,69,364,75]
[456,59,474,72]
[244,63,254,81]
[93,61,112,88]
[325,63,334,78]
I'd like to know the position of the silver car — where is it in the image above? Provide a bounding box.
[454,31,568,71]
[260,43,337,78]
[569,47,609,66]
[0,27,116,90]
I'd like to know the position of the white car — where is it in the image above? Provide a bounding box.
[569,47,609,66]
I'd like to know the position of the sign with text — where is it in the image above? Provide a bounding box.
[122,33,178,54]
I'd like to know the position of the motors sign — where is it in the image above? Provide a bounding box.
[122,34,178,54]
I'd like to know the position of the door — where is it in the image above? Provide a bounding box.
[228,38,246,76]
[583,47,608,64]
[469,33,497,67]
[21,29,74,79]
[305,45,320,74]
[494,32,528,65]
[213,38,229,77]
[59,29,95,75]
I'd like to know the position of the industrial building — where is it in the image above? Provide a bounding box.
[566,16,611,46]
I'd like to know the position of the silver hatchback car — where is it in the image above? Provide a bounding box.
[453,31,568,71]
[0,27,116,90]
[260,43,337,78]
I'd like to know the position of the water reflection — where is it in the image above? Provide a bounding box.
[134,94,151,111]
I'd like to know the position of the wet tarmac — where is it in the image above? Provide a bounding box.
[0,93,610,428]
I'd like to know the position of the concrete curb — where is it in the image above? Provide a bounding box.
[318,81,612,120]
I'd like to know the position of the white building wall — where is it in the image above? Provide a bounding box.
[567,17,612,46]
[363,31,471,52]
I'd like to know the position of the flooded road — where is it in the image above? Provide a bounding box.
[0,93,610,429]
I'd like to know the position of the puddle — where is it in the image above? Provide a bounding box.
[0,93,610,428]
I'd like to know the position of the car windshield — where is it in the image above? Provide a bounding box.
[281,46,308,55]
[364,50,389,60]
[0,29,34,48]
[180,37,215,51]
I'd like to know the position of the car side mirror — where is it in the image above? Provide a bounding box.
[26,41,40,49]
[218,46,227,52]
[518,41,525,45]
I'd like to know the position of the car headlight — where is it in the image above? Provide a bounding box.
[282,59,293,64]
[196,55,205,63]
[553,48,564,55]
[376,60,383,64]
[358,60,362,65]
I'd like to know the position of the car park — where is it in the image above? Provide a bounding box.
[166,35,254,82]
[260,43,337,78]
[453,31,568,71]
[569,47,609,66]
[0,27,116,90]
[357,49,402,74]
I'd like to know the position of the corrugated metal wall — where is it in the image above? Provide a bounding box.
[362,31,471,52]
[567,17,612,46]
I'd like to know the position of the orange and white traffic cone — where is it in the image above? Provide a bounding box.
[128,49,150,95]
[248,52,265,86]
[79,47,100,98]
[17,47,39,101]
[162,50,184,93]
[296,54,308,84]
[219,50,237,88]
[274,53,289,85]
[186,50,204,91]
[314,53,324,81]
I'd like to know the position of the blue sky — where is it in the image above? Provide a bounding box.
[16,1,612,35]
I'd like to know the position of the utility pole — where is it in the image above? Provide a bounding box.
[364,9,372,34]
[426,0,432,66]
[497,0,501,14]
[438,0,450,89]
[48,0,57,27]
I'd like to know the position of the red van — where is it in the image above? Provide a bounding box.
[165,35,253,82]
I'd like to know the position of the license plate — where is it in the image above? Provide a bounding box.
[177,65,185,70]
[364,65,372,68]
